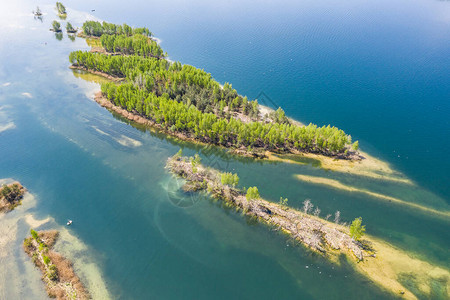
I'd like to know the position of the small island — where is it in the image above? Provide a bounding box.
[167,152,368,260]
[50,20,62,32]
[32,6,43,17]
[56,2,67,19]
[66,22,77,34]
[23,230,89,299]
[0,182,26,213]
[70,20,359,160]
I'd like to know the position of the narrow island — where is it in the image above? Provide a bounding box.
[69,20,360,160]
[23,229,89,299]
[167,152,368,260]
[166,153,450,299]
[0,182,26,213]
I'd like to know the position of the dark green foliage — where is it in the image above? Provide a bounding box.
[47,265,59,281]
[0,184,10,199]
[1,183,22,203]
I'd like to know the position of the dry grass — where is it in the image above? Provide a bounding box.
[23,230,90,300]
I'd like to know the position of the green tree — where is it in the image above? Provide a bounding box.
[66,22,75,33]
[30,229,38,239]
[221,172,239,187]
[246,186,260,201]
[1,184,11,199]
[349,217,366,241]
[55,2,66,15]
[42,255,50,265]
[52,20,61,32]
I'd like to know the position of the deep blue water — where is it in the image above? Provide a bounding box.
[0,0,449,299]
[72,0,450,199]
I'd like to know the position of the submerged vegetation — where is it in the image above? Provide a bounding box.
[23,230,89,299]
[70,20,359,159]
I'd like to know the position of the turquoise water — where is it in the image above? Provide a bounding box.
[0,0,449,299]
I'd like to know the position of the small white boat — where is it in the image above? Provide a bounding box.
[67,220,73,226]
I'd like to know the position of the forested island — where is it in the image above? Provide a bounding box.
[70,21,359,159]
[0,182,25,213]
[23,230,89,299]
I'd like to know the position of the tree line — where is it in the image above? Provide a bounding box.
[69,51,260,119]
[100,34,165,58]
[100,81,353,154]
[71,21,357,156]
[82,21,151,37]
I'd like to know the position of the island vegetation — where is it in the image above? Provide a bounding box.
[32,6,42,16]
[23,229,89,299]
[55,2,66,17]
[51,20,62,32]
[66,22,77,34]
[167,152,369,260]
[0,182,26,213]
[166,153,450,299]
[70,20,359,159]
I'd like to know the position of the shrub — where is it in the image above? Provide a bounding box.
[30,229,39,240]
[349,217,366,241]
[42,255,51,265]
[246,187,259,201]
[47,265,59,281]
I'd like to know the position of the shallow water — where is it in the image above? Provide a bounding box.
[0,0,449,299]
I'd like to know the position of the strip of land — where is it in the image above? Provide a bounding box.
[23,230,90,300]
[70,20,360,161]
[166,154,450,299]
[166,154,368,260]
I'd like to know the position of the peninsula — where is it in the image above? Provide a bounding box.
[70,21,359,160]
[23,230,89,300]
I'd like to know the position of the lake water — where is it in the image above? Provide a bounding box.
[0,0,449,299]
